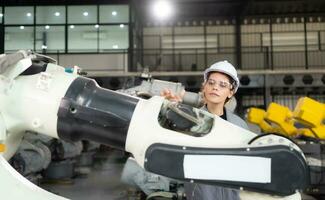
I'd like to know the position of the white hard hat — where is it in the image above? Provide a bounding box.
[203,60,240,93]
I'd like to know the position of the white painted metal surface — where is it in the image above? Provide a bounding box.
[183,155,271,183]
[125,96,257,167]
[0,59,77,159]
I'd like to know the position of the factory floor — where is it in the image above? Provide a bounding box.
[40,149,140,200]
[39,148,318,200]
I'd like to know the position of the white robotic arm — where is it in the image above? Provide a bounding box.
[0,52,308,199]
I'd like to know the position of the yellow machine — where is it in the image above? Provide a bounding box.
[293,97,325,139]
[264,103,297,136]
[247,97,323,139]
[247,107,278,133]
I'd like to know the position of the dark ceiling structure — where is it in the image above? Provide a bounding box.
[139,0,325,20]
[1,0,325,21]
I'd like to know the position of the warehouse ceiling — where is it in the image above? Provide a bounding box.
[1,0,325,19]
[138,0,325,20]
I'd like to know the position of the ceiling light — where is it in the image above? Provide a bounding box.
[119,24,124,28]
[54,12,60,16]
[70,25,75,29]
[26,13,32,17]
[112,11,117,16]
[83,12,89,16]
[41,45,47,49]
[45,25,50,29]
[95,24,99,28]
[112,45,118,49]
[0,13,3,17]
[152,0,173,20]
[20,26,25,30]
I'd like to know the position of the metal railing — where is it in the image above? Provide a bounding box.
[135,45,325,72]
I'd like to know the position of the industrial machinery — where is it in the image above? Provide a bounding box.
[247,97,324,139]
[247,97,325,198]
[120,75,238,199]
[293,97,325,139]
[9,132,53,183]
[246,108,279,134]
[119,77,202,107]
[0,51,308,199]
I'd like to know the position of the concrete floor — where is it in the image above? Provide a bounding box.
[40,150,135,200]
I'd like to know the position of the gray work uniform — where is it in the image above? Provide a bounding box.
[184,107,249,200]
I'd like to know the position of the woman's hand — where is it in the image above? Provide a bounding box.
[160,88,185,103]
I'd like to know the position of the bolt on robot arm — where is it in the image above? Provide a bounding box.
[0,51,308,199]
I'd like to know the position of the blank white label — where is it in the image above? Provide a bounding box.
[183,155,271,183]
